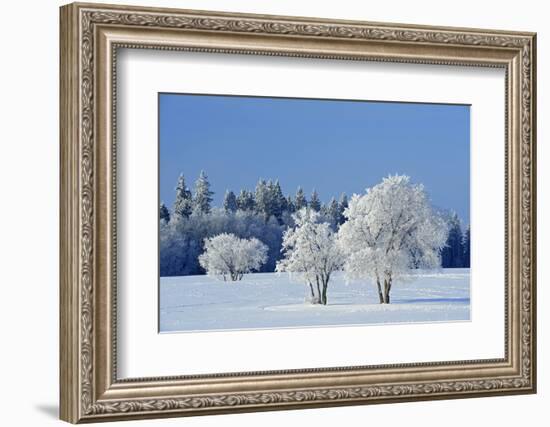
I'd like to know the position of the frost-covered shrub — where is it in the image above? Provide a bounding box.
[199,233,268,281]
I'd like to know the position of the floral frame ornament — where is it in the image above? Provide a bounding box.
[60,2,536,423]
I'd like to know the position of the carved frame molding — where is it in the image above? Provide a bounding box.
[60,2,536,423]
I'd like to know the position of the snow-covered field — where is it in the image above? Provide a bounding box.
[160,269,470,332]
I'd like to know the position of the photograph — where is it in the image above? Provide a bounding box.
[158,93,471,332]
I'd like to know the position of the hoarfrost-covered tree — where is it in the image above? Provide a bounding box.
[286,195,295,214]
[276,208,344,305]
[223,190,238,213]
[236,189,255,211]
[270,180,287,221]
[309,190,321,212]
[325,197,340,230]
[254,179,270,220]
[193,170,214,215]
[294,187,307,211]
[160,219,202,276]
[199,233,268,281]
[338,175,448,304]
[159,202,170,223]
[338,193,348,226]
[172,174,193,220]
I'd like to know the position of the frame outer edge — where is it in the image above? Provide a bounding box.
[60,3,81,424]
[59,2,537,422]
[529,33,537,393]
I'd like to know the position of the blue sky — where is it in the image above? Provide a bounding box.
[159,93,470,224]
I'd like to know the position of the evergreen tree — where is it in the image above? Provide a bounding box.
[172,174,193,219]
[441,213,464,268]
[326,197,340,230]
[295,187,307,211]
[265,180,277,219]
[254,179,269,219]
[338,193,348,225]
[193,170,214,214]
[159,202,170,223]
[223,190,238,213]
[286,195,295,213]
[277,181,289,213]
[269,180,287,221]
[463,226,471,268]
[236,189,255,211]
[309,190,321,212]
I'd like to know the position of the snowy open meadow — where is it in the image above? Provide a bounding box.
[159,268,470,332]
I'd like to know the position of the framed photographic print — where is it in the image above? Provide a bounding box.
[60,2,537,423]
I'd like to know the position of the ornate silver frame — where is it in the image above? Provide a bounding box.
[60,2,537,423]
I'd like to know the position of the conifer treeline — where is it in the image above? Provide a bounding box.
[161,171,350,230]
[159,171,469,276]
[440,212,470,268]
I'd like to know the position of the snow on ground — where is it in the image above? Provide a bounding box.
[159,269,470,332]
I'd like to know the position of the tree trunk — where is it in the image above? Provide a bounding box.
[383,277,392,304]
[308,282,315,299]
[321,280,328,305]
[314,277,322,305]
[307,280,321,304]
[376,279,384,304]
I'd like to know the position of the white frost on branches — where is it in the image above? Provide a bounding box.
[276,208,344,305]
[338,175,448,304]
[199,233,268,281]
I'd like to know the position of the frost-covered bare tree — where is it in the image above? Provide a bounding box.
[338,175,448,304]
[199,233,268,281]
[276,208,344,305]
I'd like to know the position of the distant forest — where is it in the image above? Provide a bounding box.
[160,171,470,277]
